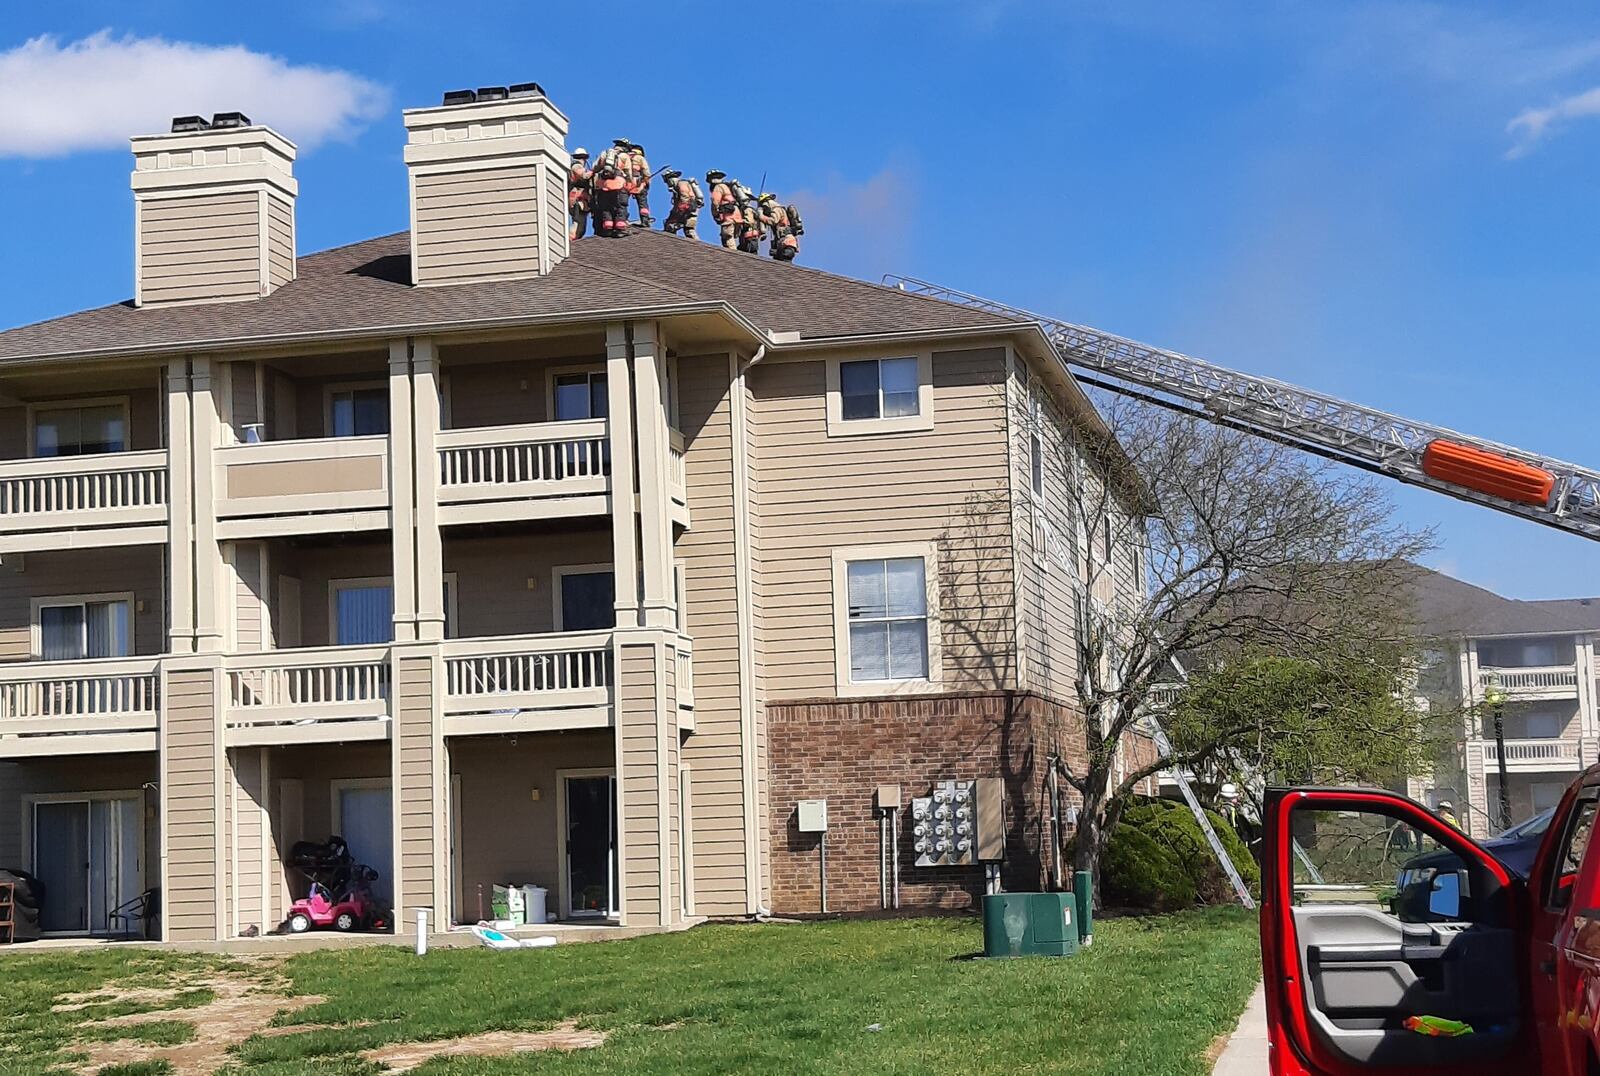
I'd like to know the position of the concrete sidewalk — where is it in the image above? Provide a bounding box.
[1212,982,1267,1075]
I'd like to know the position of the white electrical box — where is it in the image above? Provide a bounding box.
[797,799,828,833]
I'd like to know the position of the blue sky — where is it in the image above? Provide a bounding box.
[2,2,1597,599]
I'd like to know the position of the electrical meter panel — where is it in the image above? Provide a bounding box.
[910,780,977,866]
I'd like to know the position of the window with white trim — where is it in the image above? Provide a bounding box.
[34,596,131,660]
[825,354,934,436]
[32,402,127,457]
[846,556,930,682]
[552,370,609,421]
[1029,395,1045,498]
[332,580,393,645]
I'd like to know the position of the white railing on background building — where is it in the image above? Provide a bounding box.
[1481,737,1583,766]
[668,431,687,506]
[442,631,612,715]
[225,646,391,729]
[1479,666,1579,692]
[0,658,161,735]
[0,450,167,529]
[437,420,609,501]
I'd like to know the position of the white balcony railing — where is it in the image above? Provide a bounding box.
[442,631,612,715]
[1479,666,1579,694]
[0,657,161,737]
[225,646,391,732]
[0,450,167,533]
[1480,737,1585,770]
[438,420,609,505]
[668,430,687,507]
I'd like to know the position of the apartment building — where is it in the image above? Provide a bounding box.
[0,88,1150,940]
[1407,568,1600,837]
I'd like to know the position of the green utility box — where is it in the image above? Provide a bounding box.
[982,893,1080,958]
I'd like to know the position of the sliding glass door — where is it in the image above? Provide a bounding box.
[33,797,141,935]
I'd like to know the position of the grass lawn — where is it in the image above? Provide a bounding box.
[0,907,1259,1075]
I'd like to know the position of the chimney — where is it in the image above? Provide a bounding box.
[403,84,571,286]
[130,113,298,307]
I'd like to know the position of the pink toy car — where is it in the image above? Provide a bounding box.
[285,881,383,933]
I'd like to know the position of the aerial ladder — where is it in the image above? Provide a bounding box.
[884,274,1600,908]
[886,276,1600,543]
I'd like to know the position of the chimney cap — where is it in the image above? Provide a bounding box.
[170,115,211,133]
[442,88,477,106]
[476,86,508,102]
[508,81,545,98]
[210,111,252,129]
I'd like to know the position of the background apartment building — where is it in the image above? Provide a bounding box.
[1407,567,1600,837]
[0,88,1150,940]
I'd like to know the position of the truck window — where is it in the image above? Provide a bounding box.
[1547,791,1598,911]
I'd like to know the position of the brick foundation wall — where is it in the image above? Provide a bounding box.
[766,691,1165,915]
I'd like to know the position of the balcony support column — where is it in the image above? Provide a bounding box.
[388,339,418,643]
[630,322,677,631]
[166,359,196,653]
[412,339,445,643]
[166,358,226,654]
[606,323,641,628]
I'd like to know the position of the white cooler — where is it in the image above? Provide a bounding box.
[522,884,549,925]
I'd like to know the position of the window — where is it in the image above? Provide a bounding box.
[32,402,127,457]
[1524,709,1563,738]
[331,581,393,645]
[1029,397,1045,498]
[830,543,943,693]
[553,370,609,421]
[1547,791,1597,911]
[554,568,615,632]
[825,354,934,436]
[33,596,132,660]
[329,386,388,437]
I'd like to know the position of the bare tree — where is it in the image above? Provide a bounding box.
[1028,391,1433,883]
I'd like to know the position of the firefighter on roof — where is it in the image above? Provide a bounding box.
[732,180,762,254]
[759,193,803,262]
[627,142,652,227]
[706,170,741,249]
[661,169,703,239]
[592,139,632,238]
[567,148,592,241]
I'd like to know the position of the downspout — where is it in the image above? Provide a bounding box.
[734,343,769,917]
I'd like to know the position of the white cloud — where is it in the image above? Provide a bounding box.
[1506,85,1600,158]
[785,167,916,282]
[0,31,389,158]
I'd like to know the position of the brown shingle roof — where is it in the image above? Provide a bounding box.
[1407,565,1600,638]
[0,230,1023,364]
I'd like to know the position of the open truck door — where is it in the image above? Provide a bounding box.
[1262,788,1537,1075]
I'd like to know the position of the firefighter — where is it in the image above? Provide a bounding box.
[706,169,741,249]
[758,192,800,261]
[567,147,592,241]
[627,142,652,227]
[591,139,632,238]
[660,169,703,239]
[733,180,762,254]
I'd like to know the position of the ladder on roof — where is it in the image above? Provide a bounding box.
[884,275,1600,542]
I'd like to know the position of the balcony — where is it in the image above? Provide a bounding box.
[0,657,161,757]
[0,451,168,552]
[1478,666,1580,701]
[437,420,610,526]
[442,630,613,736]
[224,645,392,746]
[1478,737,1591,772]
[215,436,390,538]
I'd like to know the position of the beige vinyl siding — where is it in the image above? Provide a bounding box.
[674,353,751,916]
[229,749,267,937]
[413,167,541,285]
[139,193,262,305]
[749,347,1015,700]
[164,665,220,941]
[0,385,164,461]
[232,543,266,652]
[665,654,680,917]
[266,195,295,291]
[1016,370,1085,702]
[617,642,661,924]
[0,547,164,661]
[394,653,438,920]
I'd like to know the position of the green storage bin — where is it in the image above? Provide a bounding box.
[982,892,1080,957]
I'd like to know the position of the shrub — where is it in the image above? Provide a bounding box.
[1104,800,1259,911]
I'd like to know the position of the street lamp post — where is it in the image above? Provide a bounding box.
[1485,679,1511,832]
